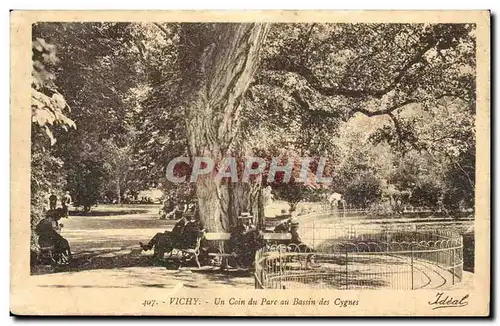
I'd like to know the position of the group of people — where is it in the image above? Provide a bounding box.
[158,198,189,220]
[140,202,205,261]
[33,191,73,265]
[141,200,311,269]
[48,191,72,218]
[142,202,266,268]
[34,189,312,269]
[226,213,313,268]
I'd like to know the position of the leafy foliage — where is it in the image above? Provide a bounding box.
[344,171,382,208]
[31,36,75,248]
[67,158,106,210]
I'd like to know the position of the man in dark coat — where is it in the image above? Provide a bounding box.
[140,203,204,260]
[287,221,316,267]
[229,213,265,268]
[48,193,57,211]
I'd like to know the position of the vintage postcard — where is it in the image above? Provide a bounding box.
[10,10,490,316]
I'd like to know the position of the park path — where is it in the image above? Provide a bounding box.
[31,204,254,289]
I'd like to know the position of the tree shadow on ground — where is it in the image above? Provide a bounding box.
[64,218,174,230]
[32,246,255,289]
[31,244,155,275]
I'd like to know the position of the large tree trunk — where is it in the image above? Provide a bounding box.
[229,181,265,228]
[178,23,269,232]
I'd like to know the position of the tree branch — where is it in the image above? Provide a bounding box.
[290,91,341,119]
[453,160,475,189]
[265,35,437,99]
[133,39,147,63]
[354,98,417,117]
[387,112,404,150]
[153,23,171,38]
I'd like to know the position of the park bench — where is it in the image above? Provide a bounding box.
[162,230,205,269]
[204,232,233,270]
[203,232,292,270]
[263,232,292,242]
[161,231,295,270]
[36,244,71,266]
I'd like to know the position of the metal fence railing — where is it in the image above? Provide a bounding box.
[255,226,463,290]
[318,202,474,215]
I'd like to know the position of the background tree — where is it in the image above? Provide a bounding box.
[33,22,146,210]
[344,171,382,208]
[255,23,475,213]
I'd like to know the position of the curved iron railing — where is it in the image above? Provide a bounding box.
[254,226,463,290]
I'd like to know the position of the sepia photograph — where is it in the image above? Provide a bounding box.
[10,10,490,316]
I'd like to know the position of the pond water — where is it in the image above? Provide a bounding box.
[286,210,475,272]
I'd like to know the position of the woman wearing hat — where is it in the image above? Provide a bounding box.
[35,209,72,264]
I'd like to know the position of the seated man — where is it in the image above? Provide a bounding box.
[288,221,311,251]
[140,204,204,261]
[229,213,254,249]
[274,218,291,233]
[35,208,72,264]
[287,221,317,267]
[159,197,175,220]
[229,213,265,268]
[179,205,205,248]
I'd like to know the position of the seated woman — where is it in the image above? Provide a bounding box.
[35,208,72,264]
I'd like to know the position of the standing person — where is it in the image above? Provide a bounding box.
[289,221,303,245]
[61,191,72,218]
[48,192,57,211]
